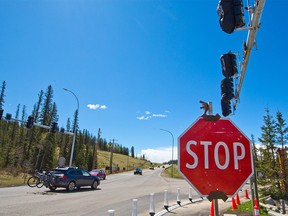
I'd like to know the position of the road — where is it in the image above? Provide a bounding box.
[0,168,202,216]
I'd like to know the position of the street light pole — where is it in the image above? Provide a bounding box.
[63,88,79,167]
[160,129,174,178]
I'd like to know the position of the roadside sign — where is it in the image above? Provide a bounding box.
[178,117,253,197]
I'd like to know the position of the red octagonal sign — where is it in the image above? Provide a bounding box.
[178,117,254,198]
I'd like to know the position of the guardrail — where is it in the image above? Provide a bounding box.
[259,199,287,215]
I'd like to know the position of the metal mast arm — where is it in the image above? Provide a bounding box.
[235,0,266,105]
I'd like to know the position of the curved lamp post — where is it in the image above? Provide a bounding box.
[63,88,79,167]
[160,129,174,178]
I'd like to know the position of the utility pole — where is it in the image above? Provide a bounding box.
[92,128,101,169]
[109,139,116,174]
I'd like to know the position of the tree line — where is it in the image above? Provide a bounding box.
[0,81,135,173]
[255,108,288,199]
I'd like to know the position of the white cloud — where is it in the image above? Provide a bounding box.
[140,147,178,163]
[152,114,167,118]
[136,116,151,120]
[137,110,168,120]
[87,104,107,110]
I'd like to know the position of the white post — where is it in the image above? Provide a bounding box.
[164,190,169,211]
[149,193,155,215]
[132,199,138,216]
[108,210,115,216]
[189,187,193,202]
[177,188,181,206]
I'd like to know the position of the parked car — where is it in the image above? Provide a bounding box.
[134,167,142,175]
[89,169,106,180]
[47,167,100,191]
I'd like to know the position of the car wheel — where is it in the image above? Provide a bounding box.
[91,180,98,190]
[49,186,57,191]
[67,181,76,191]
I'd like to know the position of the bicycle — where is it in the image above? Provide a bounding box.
[27,171,48,188]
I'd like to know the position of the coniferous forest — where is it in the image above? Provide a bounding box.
[0,81,131,174]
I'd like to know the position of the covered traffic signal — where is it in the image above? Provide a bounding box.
[221,99,232,117]
[220,52,237,117]
[217,0,245,34]
[233,0,245,29]
[220,53,238,77]
[50,122,59,133]
[26,116,34,128]
[221,77,235,102]
[6,113,12,120]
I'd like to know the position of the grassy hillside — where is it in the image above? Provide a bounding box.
[95,150,153,172]
[0,150,153,187]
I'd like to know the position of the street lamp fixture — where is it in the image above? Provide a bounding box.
[63,88,79,167]
[160,129,174,178]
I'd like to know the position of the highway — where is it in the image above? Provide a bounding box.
[0,167,203,216]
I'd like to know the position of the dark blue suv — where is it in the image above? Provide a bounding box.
[47,167,100,191]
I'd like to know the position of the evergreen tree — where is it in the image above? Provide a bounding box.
[0,81,6,109]
[131,146,135,158]
[32,90,43,123]
[276,111,288,197]
[39,85,54,126]
[258,108,281,198]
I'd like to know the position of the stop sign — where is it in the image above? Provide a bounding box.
[178,117,253,198]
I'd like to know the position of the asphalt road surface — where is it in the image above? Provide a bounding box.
[0,168,248,216]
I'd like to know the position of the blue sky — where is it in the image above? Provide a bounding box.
[1,0,287,163]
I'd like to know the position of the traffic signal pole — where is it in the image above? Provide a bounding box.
[235,0,266,106]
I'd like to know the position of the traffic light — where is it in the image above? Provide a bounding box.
[221,99,232,117]
[234,0,245,29]
[26,116,34,128]
[220,52,237,117]
[220,53,238,77]
[217,0,245,34]
[6,113,12,120]
[0,109,3,120]
[221,77,234,102]
[50,122,58,133]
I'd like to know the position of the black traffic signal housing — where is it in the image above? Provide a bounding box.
[220,52,238,117]
[26,116,34,128]
[221,77,235,102]
[221,99,232,117]
[0,109,3,120]
[50,122,59,133]
[217,0,245,34]
[6,113,12,120]
[234,0,245,29]
[220,53,238,77]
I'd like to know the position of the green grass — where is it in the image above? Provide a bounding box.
[225,200,269,216]
[164,165,183,179]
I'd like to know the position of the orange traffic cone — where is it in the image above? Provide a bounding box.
[245,189,249,199]
[254,198,260,216]
[231,197,238,210]
[210,200,214,216]
[236,194,241,205]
